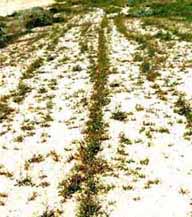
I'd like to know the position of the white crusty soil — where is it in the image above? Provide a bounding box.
[100,20,192,217]
[0,4,192,217]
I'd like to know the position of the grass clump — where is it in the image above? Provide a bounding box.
[22,57,43,79]
[119,133,132,145]
[175,95,192,126]
[77,195,101,217]
[112,109,127,121]
[12,81,31,103]
[16,176,34,186]
[59,174,83,201]
[0,97,13,122]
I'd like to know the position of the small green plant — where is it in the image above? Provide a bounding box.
[122,185,134,191]
[112,107,127,121]
[21,120,35,132]
[144,179,160,189]
[72,65,82,72]
[28,154,44,163]
[175,96,192,125]
[40,206,63,217]
[22,57,43,79]
[59,174,83,201]
[77,194,101,217]
[158,127,169,133]
[140,158,149,165]
[0,99,13,122]
[179,187,189,195]
[0,165,13,178]
[119,133,132,145]
[16,176,34,186]
[14,135,24,143]
[13,81,31,103]
[140,59,151,74]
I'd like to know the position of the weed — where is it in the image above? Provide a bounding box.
[175,95,192,126]
[16,176,34,186]
[28,192,38,201]
[119,133,132,145]
[21,120,35,132]
[122,185,134,191]
[38,87,47,94]
[0,165,13,178]
[144,179,160,189]
[59,174,83,201]
[140,158,149,165]
[79,22,91,53]
[22,58,43,79]
[77,195,101,217]
[179,187,189,195]
[158,127,169,133]
[12,81,31,103]
[133,196,141,201]
[133,52,143,62]
[47,151,60,162]
[72,65,82,72]
[140,59,151,74]
[28,154,44,163]
[112,108,127,121]
[14,135,24,143]
[0,98,13,122]
[42,113,54,123]
[40,208,59,217]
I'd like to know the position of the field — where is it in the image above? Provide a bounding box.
[0,0,192,216]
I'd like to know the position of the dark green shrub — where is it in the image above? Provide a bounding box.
[19,7,53,29]
[0,22,7,48]
[128,1,192,21]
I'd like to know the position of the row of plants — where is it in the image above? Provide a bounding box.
[59,16,111,217]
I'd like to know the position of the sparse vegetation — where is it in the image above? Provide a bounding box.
[1,1,192,216]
